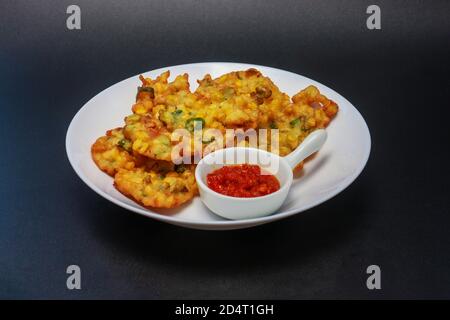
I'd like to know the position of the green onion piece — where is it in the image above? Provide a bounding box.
[185,117,205,132]
[117,139,131,152]
[290,118,300,127]
[172,109,183,117]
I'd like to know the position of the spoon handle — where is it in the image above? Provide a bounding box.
[284,129,328,169]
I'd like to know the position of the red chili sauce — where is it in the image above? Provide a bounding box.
[206,164,280,198]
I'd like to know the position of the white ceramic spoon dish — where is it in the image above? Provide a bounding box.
[66,62,371,230]
[196,130,327,220]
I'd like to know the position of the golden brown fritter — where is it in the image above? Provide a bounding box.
[273,85,339,156]
[123,114,174,161]
[195,68,291,130]
[194,70,338,156]
[91,128,138,176]
[124,72,200,161]
[114,164,198,208]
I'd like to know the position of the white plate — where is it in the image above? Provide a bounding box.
[66,62,371,230]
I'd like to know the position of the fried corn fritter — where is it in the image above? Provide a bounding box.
[123,114,173,161]
[193,69,338,156]
[124,72,199,161]
[91,68,338,209]
[114,165,198,208]
[195,69,291,130]
[91,128,138,176]
[273,85,339,156]
[92,127,198,207]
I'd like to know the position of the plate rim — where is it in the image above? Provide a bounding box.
[66,61,371,228]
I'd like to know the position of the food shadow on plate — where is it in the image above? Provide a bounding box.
[292,153,329,182]
[140,201,193,216]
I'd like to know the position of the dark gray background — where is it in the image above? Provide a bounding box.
[1,0,449,299]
